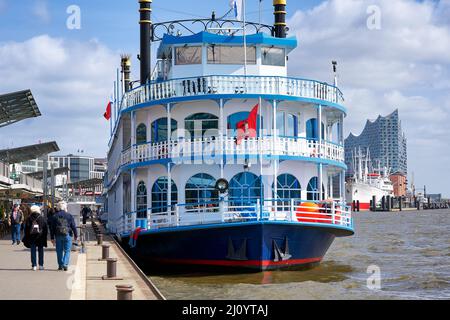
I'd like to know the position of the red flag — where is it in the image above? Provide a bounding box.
[103,101,112,120]
[236,104,259,145]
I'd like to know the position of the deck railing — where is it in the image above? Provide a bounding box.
[120,75,344,111]
[114,199,353,235]
[121,137,344,167]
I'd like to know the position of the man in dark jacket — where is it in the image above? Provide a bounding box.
[23,205,48,271]
[49,201,77,271]
[81,206,91,225]
[10,204,24,245]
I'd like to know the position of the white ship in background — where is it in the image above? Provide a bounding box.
[346,148,394,210]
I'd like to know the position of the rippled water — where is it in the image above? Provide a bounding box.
[148,210,450,300]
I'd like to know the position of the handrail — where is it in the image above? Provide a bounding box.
[119,75,344,113]
[120,136,345,167]
[112,198,353,235]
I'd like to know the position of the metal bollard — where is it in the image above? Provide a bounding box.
[99,245,110,260]
[97,234,103,245]
[116,285,134,300]
[102,258,123,280]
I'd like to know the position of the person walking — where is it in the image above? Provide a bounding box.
[81,206,91,225]
[23,205,48,271]
[49,201,77,271]
[10,204,24,245]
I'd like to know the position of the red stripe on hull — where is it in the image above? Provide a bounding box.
[153,257,322,267]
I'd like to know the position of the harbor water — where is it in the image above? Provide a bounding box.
[148,210,450,300]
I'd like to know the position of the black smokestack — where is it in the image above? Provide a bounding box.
[139,0,152,85]
[121,55,132,92]
[273,0,287,38]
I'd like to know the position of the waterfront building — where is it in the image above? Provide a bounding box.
[345,109,407,176]
[390,172,407,197]
[50,155,106,183]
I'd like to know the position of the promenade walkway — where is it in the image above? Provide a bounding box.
[0,238,77,300]
[0,221,163,300]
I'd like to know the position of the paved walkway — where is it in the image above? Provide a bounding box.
[0,237,78,300]
[0,222,163,300]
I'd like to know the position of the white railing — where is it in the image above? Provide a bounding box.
[120,75,344,111]
[121,137,344,167]
[114,199,353,235]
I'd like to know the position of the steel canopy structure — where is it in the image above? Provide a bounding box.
[0,141,60,164]
[0,90,41,128]
[26,166,70,180]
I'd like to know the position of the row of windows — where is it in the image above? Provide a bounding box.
[136,173,325,217]
[136,112,330,145]
[175,46,286,67]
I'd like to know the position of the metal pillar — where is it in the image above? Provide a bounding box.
[219,99,224,179]
[50,162,55,209]
[42,156,48,217]
[272,100,278,201]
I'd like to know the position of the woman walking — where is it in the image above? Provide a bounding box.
[23,206,48,271]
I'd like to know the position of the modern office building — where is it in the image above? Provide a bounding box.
[49,155,106,183]
[345,109,407,175]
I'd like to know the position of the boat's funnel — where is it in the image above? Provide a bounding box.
[121,55,132,93]
[139,0,152,85]
[273,0,287,38]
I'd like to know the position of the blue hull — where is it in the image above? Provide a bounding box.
[120,222,353,272]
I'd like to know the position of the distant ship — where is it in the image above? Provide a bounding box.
[346,148,394,210]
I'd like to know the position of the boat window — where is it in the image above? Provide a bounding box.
[151,177,178,213]
[151,118,178,143]
[306,118,325,140]
[229,172,263,207]
[136,123,147,145]
[277,112,298,137]
[307,177,325,201]
[262,47,286,67]
[136,181,147,218]
[185,113,219,140]
[274,174,302,211]
[207,45,257,65]
[175,46,202,65]
[185,173,219,206]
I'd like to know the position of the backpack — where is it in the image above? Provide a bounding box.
[55,215,69,236]
[30,216,42,236]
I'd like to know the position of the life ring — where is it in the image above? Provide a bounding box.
[296,202,322,223]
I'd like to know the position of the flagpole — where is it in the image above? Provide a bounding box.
[243,0,247,77]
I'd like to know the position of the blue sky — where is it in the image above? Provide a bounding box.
[0,0,449,196]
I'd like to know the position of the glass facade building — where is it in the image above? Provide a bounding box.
[345,109,407,175]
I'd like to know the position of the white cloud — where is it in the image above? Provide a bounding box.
[287,0,450,195]
[0,35,117,157]
[33,0,51,23]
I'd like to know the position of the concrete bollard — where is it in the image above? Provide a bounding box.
[102,258,123,280]
[97,234,103,245]
[116,285,134,300]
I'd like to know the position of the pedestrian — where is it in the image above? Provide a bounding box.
[49,201,78,271]
[81,206,91,225]
[10,204,24,245]
[23,205,48,271]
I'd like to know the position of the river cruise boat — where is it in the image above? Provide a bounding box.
[105,0,354,271]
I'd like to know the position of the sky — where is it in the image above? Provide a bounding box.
[0,0,449,196]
